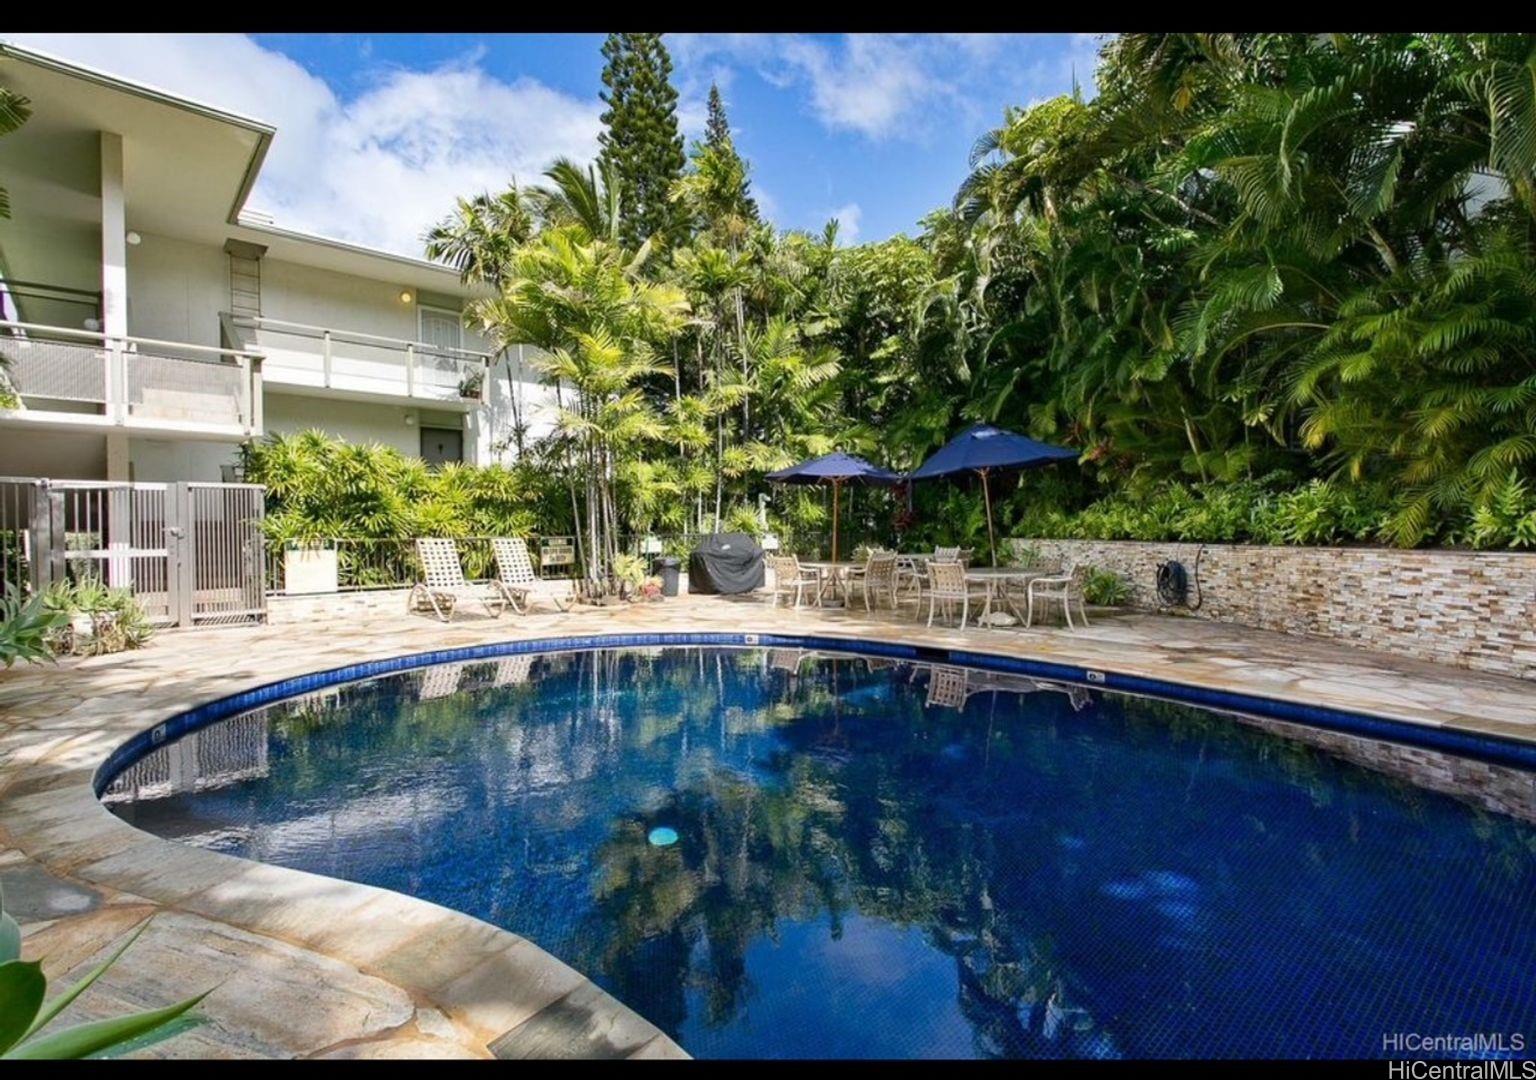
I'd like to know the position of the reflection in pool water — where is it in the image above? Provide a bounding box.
[103,647,1536,1059]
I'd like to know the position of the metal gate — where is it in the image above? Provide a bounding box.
[0,477,265,627]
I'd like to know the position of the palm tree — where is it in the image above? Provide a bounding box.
[472,226,688,589]
[527,157,622,242]
[423,188,535,286]
[0,87,31,220]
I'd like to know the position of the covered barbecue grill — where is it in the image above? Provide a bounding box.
[688,533,765,595]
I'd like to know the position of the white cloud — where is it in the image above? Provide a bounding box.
[827,203,861,245]
[6,33,602,258]
[776,36,948,140]
[672,33,1104,144]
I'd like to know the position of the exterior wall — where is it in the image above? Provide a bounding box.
[470,344,561,467]
[128,437,235,482]
[262,392,456,459]
[1,217,101,329]
[125,231,227,346]
[1012,538,1536,680]
[0,428,106,479]
[260,258,422,342]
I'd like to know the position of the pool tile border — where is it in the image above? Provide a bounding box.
[98,632,1536,796]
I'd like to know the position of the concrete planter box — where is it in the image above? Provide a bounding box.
[283,548,339,595]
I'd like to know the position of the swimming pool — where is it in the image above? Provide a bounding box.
[101,643,1536,1059]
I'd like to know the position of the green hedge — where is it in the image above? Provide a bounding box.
[1014,472,1536,550]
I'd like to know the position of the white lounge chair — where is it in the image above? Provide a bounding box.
[410,538,505,623]
[490,537,570,613]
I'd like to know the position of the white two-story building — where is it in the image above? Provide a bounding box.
[0,41,554,483]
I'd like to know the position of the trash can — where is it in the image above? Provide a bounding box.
[654,556,681,597]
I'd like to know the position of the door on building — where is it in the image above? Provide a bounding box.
[420,426,463,467]
[418,306,464,393]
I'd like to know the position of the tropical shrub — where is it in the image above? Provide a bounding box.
[41,576,153,657]
[1016,476,1408,548]
[241,431,563,544]
[0,584,64,668]
[0,883,206,1059]
[1467,471,1536,550]
[1082,567,1131,607]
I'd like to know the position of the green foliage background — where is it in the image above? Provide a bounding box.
[409,33,1536,565]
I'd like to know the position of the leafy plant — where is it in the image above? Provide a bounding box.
[1468,471,1536,549]
[0,883,207,1059]
[456,370,484,400]
[40,576,153,657]
[611,552,649,596]
[0,584,64,668]
[1082,567,1131,607]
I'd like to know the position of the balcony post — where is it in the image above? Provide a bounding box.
[322,330,332,387]
[250,354,264,434]
[100,131,132,465]
[406,343,416,398]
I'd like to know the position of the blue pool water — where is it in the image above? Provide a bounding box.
[103,647,1536,1059]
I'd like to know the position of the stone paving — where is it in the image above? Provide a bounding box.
[2,593,1534,1059]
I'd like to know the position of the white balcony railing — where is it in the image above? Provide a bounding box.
[0,321,261,437]
[221,313,491,406]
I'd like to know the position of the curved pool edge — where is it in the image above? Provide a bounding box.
[6,622,1532,1060]
[96,631,1536,791]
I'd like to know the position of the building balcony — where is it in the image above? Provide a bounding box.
[0,321,261,440]
[221,314,491,410]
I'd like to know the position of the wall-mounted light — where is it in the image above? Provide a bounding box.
[399,289,414,304]
[125,231,142,246]
[404,413,416,426]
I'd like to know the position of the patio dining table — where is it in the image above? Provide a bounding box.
[799,560,863,608]
[962,566,1060,625]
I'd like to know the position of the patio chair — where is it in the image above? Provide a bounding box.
[925,665,972,709]
[410,538,506,623]
[766,555,823,610]
[491,537,570,613]
[846,551,903,612]
[1026,563,1091,630]
[925,559,989,629]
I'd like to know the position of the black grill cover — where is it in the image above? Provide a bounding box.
[688,533,764,594]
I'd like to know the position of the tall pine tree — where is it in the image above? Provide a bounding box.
[702,83,759,225]
[598,33,687,250]
[705,84,731,150]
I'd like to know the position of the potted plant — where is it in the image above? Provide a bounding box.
[611,553,648,601]
[457,370,484,400]
[282,539,339,595]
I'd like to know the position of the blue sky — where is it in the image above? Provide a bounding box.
[9,33,1102,255]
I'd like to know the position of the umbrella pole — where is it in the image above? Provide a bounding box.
[832,479,841,563]
[980,467,997,567]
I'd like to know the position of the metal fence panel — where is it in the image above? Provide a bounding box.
[0,477,265,627]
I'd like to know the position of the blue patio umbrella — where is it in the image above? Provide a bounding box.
[766,452,901,563]
[907,424,1077,566]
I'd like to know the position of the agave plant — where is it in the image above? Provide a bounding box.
[0,583,64,668]
[0,883,207,1059]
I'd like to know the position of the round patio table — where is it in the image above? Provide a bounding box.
[800,560,861,608]
[963,566,1058,625]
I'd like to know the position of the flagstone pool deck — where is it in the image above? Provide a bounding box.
[2,595,1533,1059]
